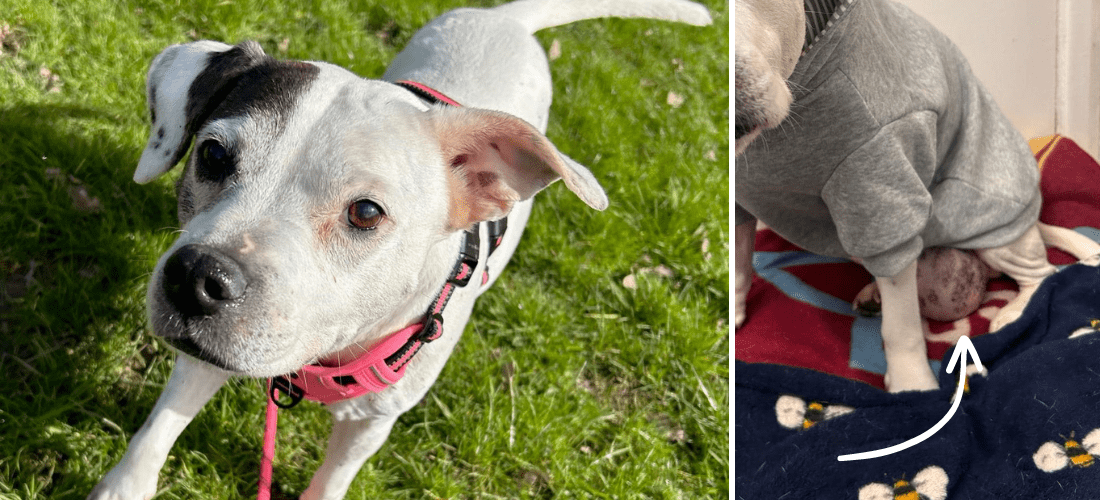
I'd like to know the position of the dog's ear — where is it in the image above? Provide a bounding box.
[431,107,608,230]
[134,40,269,184]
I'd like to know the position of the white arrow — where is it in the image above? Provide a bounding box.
[837,336,983,461]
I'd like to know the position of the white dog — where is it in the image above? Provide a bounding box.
[88,1,712,498]
[734,0,1068,392]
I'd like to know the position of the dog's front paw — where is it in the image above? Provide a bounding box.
[87,470,157,500]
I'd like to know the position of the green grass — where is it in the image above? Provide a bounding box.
[0,0,728,498]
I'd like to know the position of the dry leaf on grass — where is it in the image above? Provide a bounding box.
[0,23,24,53]
[47,168,101,212]
[666,91,684,108]
[548,38,561,61]
[38,66,62,93]
[622,274,637,289]
[68,185,101,213]
[622,264,674,289]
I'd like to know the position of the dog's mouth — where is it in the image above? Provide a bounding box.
[734,109,766,156]
[734,114,760,141]
[734,79,772,154]
[150,274,320,377]
[165,336,235,371]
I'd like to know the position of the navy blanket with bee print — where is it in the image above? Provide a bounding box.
[735,262,1100,499]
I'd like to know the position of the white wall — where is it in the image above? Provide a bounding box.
[897,0,1100,159]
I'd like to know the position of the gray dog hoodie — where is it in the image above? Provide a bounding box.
[735,0,1041,278]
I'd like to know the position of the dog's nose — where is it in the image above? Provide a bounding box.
[162,244,248,316]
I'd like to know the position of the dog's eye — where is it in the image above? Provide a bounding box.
[348,200,385,230]
[196,140,235,183]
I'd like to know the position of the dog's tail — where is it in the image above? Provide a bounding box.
[490,0,712,34]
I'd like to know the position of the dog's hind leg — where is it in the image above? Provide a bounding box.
[979,224,1057,332]
[88,353,229,500]
[301,416,400,500]
[876,259,940,393]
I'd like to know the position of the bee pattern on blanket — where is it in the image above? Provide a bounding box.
[1033,429,1100,472]
[1069,319,1100,339]
[857,466,949,500]
[774,394,854,430]
[955,363,988,396]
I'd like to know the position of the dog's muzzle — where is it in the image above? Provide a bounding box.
[733,55,766,141]
[162,244,248,317]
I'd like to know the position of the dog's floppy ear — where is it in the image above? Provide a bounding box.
[432,107,608,230]
[134,40,269,184]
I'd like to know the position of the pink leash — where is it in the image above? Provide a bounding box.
[258,389,279,500]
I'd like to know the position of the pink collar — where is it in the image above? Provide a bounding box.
[396,79,462,107]
[277,322,424,403]
[268,223,479,407]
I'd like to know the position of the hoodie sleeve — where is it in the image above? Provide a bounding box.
[822,112,938,278]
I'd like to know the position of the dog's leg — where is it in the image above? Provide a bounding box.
[979,224,1057,332]
[734,220,756,328]
[300,416,399,500]
[876,260,939,392]
[88,353,229,500]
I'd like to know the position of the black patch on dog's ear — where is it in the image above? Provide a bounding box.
[172,41,320,172]
[167,41,268,168]
[185,42,268,124]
